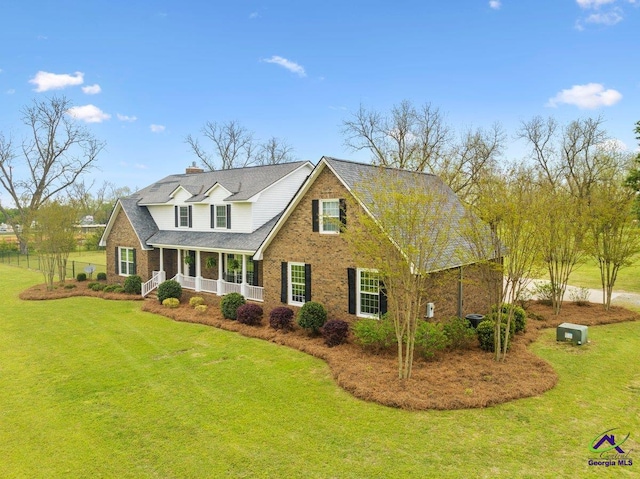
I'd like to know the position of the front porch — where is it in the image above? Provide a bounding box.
[142,248,264,302]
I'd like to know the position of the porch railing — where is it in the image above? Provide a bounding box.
[220,280,242,296]
[156,274,263,302]
[200,277,217,294]
[142,270,164,297]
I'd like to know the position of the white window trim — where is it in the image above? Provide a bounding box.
[215,204,227,229]
[288,262,306,306]
[357,268,380,318]
[319,198,340,235]
[118,247,135,277]
[178,206,189,228]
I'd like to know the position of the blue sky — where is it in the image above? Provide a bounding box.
[0,0,639,193]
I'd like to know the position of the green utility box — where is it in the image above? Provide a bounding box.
[556,322,588,345]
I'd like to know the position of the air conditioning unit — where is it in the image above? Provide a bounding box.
[556,323,588,346]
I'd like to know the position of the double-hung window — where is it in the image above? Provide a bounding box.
[289,263,306,305]
[216,205,227,228]
[320,199,340,233]
[119,247,135,276]
[179,206,189,227]
[358,269,380,317]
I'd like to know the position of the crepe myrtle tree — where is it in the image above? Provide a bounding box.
[0,96,104,254]
[344,169,462,380]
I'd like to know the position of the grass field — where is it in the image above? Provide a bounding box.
[1,264,639,478]
[566,258,640,293]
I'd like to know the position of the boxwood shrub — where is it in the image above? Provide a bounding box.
[269,307,295,331]
[76,273,87,282]
[123,275,142,295]
[491,303,527,333]
[162,297,180,308]
[477,320,512,352]
[237,303,263,326]
[352,315,396,352]
[157,279,182,303]
[221,292,246,320]
[442,316,477,350]
[414,321,449,359]
[297,301,327,334]
[189,296,205,307]
[96,272,107,281]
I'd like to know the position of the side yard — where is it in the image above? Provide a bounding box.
[3,265,639,478]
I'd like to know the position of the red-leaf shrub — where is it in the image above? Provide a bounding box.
[269,307,294,331]
[321,319,350,347]
[236,303,263,326]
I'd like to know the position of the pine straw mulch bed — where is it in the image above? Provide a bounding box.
[19,281,640,410]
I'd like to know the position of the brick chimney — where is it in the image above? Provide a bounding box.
[185,161,204,174]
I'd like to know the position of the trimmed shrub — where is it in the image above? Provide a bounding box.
[442,316,477,350]
[123,275,142,295]
[477,320,512,352]
[103,284,120,292]
[221,292,246,320]
[569,287,590,306]
[162,297,180,308]
[414,321,449,360]
[321,319,350,347]
[113,286,125,294]
[352,315,396,352]
[269,307,295,331]
[237,303,264,326]
[87,282,100,289]
[195,304,207,314]
[90,282,106,291]
[532,282,555,305]
[157,280,182,304]
[64,284,76,290]
[96,272,107,281]
[76,273,87,282]
[297,301,327,334]
[491,303,527,333]
[189,296,205,307]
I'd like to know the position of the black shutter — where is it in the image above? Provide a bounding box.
[210,205,215,228]
[312,199,319,232]
[188,206,193,228]
[115,247,119,275]
[339,199,347,228]
[174,206,178,227]
[226,204,231,229]
[253,260,259,286]
[347,268,356,314]
[132,249,137,275]
[304,263,312,302]
[379,280,388,316]
[280,262,288,303]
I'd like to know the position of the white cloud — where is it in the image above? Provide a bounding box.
[6,89,15,95]
[150,124,165,133]
[117,113,138,122]
[249,11,259,19]
[134,163,148,169]
[262,56,306,77]
[489,1,502,9]
[29,71,84,92]
[585,9,623,24]
[66,104,111,123]
[576,0,616,8]
[546,83,622,109]
[82,84,101,95]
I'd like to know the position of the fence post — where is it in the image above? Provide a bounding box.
[72,261,75,279]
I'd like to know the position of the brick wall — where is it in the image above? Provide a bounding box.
[262,166,499,322]
[105,208,158,283]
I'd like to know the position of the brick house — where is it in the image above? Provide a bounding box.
[99,161,315,300]
[101,157,497,320]
[254,157,498,321]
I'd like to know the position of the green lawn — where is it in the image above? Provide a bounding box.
[566,258,640,293]
[1,265,638,478]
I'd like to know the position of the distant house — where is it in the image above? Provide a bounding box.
[101,157,497,320]
[99,161,314,300]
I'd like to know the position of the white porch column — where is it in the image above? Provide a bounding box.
[159,247,164,273]
[241,254,248,298]
[177,249,182,276]
[217,252,224,296]
[195,250,202,292]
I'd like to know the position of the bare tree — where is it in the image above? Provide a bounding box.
[255,136,296,165]
[342,100,504,203]
[186,120,296,170]
[0,96,104,253]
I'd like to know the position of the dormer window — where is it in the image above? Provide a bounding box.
[210,204,231,229]
[174,205,192,228]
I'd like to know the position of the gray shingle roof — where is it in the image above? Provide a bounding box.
[322,157,491,272]
[131,161,310,204]
[120,197,158,249]
[146,214,281,252]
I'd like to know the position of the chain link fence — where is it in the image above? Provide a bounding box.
[0,251,106,280]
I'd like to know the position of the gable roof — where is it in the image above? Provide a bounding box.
[133,161,313,205]
[254,157,492,271]
[98,197,159,250]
